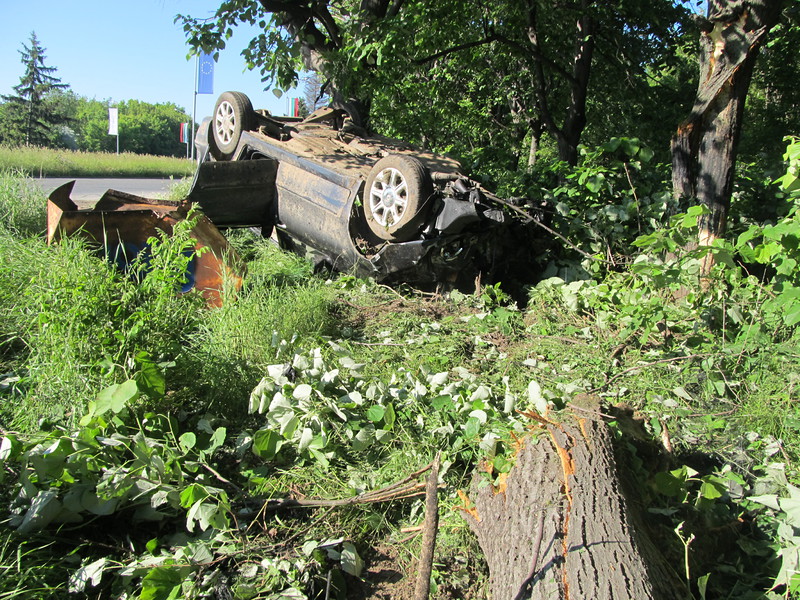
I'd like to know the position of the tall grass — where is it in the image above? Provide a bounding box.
[0,171,47,236]
[0,530,68,599]
[0,233,123,429]
[0,171,340,429]
[0,146,195,178]
[178,237,338,416]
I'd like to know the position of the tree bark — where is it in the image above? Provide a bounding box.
[525,0,595,166]
[671,0,783,268]
[256,0,378,125]
[462,398,689,600]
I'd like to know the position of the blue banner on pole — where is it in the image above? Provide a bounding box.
[197,52,214,95]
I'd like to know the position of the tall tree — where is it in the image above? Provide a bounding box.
[179,0,690,167]
[72,98,190,157]
[672,0,785,265]
[1,32,70,147]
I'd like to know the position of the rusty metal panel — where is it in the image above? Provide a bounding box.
[46,182,244,308]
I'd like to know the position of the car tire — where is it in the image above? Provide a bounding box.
[210,91,254,161]
[364,155,433,242]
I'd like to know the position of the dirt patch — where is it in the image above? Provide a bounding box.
[347,545,417,599]
[345,542,487,600]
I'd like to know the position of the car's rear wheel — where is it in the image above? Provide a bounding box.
[364,155,433,242]
[210,91,254,160]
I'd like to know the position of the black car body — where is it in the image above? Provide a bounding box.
[191,91,533,288]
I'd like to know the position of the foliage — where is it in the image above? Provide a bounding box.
[178,0,694,169]
[0,35,193,157]
[0,32,70,148]
[0,203,209,430]
[1,378,235,598]
[73,97,191,157]
[246,341,527,472]
[525,137,674,278]
[741,17,800,166]
[523,138,800,597]
[2,130,800,599]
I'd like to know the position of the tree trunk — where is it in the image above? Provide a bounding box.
[528,126,541,168]
[671,1,783,271]
[462,398,688,600]
[525,0,595,166]
[256,0,374,126]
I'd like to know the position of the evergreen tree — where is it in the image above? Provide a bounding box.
[1,32,70,147]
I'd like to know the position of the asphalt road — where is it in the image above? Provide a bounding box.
[34,178,179,203]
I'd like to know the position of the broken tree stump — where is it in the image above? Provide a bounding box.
[463,397,689,600]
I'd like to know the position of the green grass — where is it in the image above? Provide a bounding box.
[1,167,799,599]
[0,145,195,178]
[0,172,47,236]
[0,531,70,599]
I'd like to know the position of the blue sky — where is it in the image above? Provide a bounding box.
[0,0,293,121]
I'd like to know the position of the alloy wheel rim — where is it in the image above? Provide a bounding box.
[369,167,408,227]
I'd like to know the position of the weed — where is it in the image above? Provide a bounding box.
[0,146,195,178]
[0,170,46,236]
[1,142,799,599]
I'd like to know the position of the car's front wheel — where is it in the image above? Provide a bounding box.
[364,155,433,242]
[209,91,254,160]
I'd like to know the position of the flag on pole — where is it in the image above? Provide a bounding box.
[293,98,301,117]
[108,107,119,136]
[197,52,215,95]
[179,122,189,143]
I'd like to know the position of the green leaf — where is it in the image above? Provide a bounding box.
[585,173,605,193]
[207,427,227,454]
[653,467,687,499]
[341,541,364,576]
[309,448,329,469]
[697,573,710,600]
[68,557,108,593]
[366,405,385,423]
[95,380,139,415]
[16,490,63,534]
[699,477,725,500]
[383,403,396,430]
[179,432,196,452]
[293,383,313,401]
[375,429,392,443]
[179,483,208,509]
[464,417,481,440]
[779,496,800,527]
[620,138,640,157]
[252,428,283,460]
[0,435,14,461]
[352,427,374,451]
[186,500,216,532]
[135,351,165,399]
[755,242,780,263]
[638,146,654,163]
[140,566,183,600]
[431,395,454,411]
[785,305,800,327]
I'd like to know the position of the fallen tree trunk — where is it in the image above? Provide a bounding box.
[462,397,689,600]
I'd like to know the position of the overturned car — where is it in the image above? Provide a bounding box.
[190,91,545,289]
